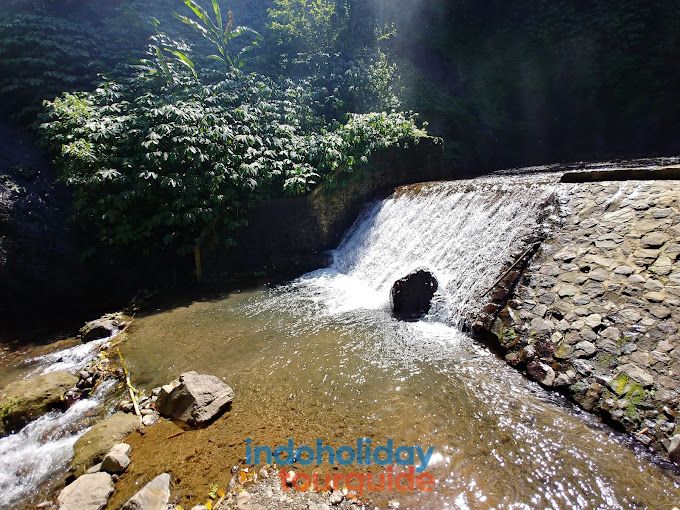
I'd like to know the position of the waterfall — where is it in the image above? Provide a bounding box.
[297,175,558,325]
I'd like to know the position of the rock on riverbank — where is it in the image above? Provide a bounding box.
[157,371,234,426]
[57,472,114,510]
[79,314,127,343]
[71,412,141,476]
[0,371,78,436]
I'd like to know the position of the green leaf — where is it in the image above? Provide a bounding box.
[183,0,217,32]
[154,46,170,77]
[170,50,198,79]
[176,14,211,41]
[212,0,223,32]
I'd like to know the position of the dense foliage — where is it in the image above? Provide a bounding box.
[9,0,679,270]
[37,0,426,262]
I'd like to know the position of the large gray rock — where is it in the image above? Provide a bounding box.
[79,316,124,343]
[121,473,171,510]
[0,371,78,436]
[57,472,113,510]
[390,269,439,321]
[71,413,140,476]
[157,371,234,426]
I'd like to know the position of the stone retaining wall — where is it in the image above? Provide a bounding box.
[474,180,680,465]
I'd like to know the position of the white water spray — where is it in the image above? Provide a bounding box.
[24,328,118,377]
[0,379,116,507]
[296,175,558,325]
[0,329,121,507]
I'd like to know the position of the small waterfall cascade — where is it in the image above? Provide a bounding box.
[299,175,559,325]
[0,330,120,506]
[24,333,115,377]
[0,379,116,507]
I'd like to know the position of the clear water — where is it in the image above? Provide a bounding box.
[117,176,680,509]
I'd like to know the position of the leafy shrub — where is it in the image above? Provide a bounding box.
[40,71,311,255]
[264,0,400,119]
[306,111,427,189]
[268,0,343,57]
[40,64,426,258]
[37,0,427,266]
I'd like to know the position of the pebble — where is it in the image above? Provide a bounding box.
[649,305,671,319]
[614,265,634,275]
[86,463,102,474]
[142,414,158,427]
[236,491,252,510]
[641,232,669,248]
[644,291,666,303]
[573,341,597,358]
[101,451,130,475]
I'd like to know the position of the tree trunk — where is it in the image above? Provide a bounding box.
[194,244,203,283]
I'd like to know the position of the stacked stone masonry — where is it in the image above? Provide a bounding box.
[484,180,680,464]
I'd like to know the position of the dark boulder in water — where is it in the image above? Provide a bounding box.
[390,269,439,321]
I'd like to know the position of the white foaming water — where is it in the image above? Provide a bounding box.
[296,175,558,326]
[24,329,118,377]
[0,379,116,507]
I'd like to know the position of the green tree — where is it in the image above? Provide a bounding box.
[268,0,343,56]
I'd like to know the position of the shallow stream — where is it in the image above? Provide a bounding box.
[2,175,680,509]
[116,176,680,508]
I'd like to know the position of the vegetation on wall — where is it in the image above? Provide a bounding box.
[3,0,679,276]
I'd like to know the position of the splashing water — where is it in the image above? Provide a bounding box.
[0,379,116,507]
[24,329,118,377]
[290,175,558,325]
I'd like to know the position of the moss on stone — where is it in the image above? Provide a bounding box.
[595,352,616,370]
[0,371,78,436]
[500,327,520,349]
[611,372,630,395]
[569,380,588,395]
[555,343,572,359]
[623,383,647,420]
[0,398,18,433]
